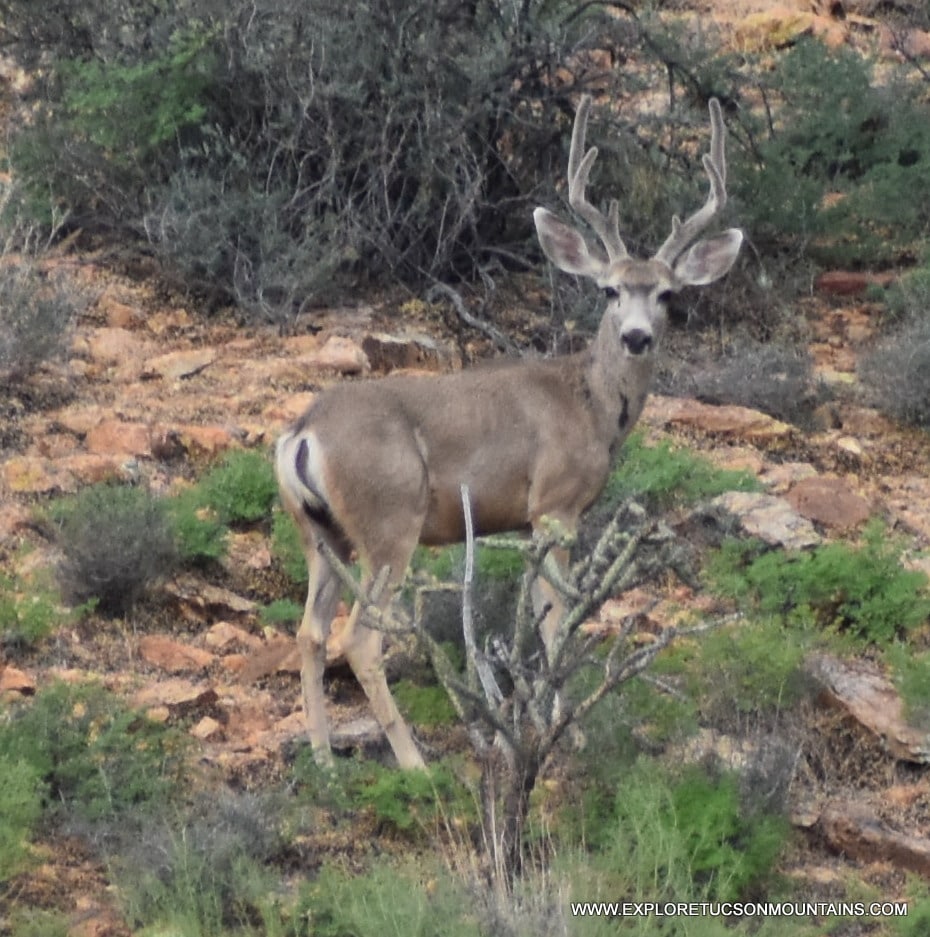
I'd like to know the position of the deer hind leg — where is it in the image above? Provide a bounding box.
[297,535,346,767]
[335,533,426,771]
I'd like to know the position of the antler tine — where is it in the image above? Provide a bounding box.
[567,96,628,262]
[654,98,729,267]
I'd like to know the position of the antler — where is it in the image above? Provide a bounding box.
[567,96,628,263]
[654,98,729,266]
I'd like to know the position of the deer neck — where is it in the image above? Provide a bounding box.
[584,317,655,446]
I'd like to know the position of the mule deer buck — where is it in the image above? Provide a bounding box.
[276,96,743,769]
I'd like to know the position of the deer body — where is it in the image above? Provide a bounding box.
[277,97,743,769]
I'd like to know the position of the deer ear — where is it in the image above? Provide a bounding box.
[534,208,606,278]
[672,229,743,286]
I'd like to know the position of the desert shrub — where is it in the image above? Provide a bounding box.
[886,643,930,729]
[736,37,930,266]
[51,483,178,615]
[260,598,304,625]
[392,680,458,728]
[0,681,186,823]
[198,448,277,525]
[706,525,930,644]
[858,316,930,429]
[112,791,285,936]
[0,259,78,384]
[660,340,827,427]
[582,760,788,908]
[297,860,480,937]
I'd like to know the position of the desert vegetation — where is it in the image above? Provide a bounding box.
[3,1,930,935]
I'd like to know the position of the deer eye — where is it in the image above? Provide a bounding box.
[657,289,675,304]
[603,286,620,300]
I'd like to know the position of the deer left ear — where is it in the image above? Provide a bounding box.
[673,229,743,286]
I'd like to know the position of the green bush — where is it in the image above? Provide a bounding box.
[736,37,930,265]
[0,681,186,822]
[593,760,788,905]
[393,680,458,728]
[705,524,930,644]
[166,485,228,566]
[51,483,178,616]
[198,449,277,525]
[603,431,761,511]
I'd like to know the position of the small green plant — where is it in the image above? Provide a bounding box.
[51,483,178,616]
[352,763,472,836]
[166,485,228,566]
[0,681,187,822]
[271,507,308,586]
[603,431,761,510]
[5,910,71,937]
[706,524,930,644]
[0,756,45,883]
[198,449,278,525]
[0,567,79,649]
[393,679,458,727]
[260,598,304,625]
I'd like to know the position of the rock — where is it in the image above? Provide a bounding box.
[815,270,897,296]
[265,393,316,426]
[143,347,217,381]
[139,635,215,674]
[240,636,300,683]
[761,461,819,494]
[205,621,262,651]
[175,424,237,456]
[807,653,930,763]
[785,476,872,531]
[361,332,444,373]
[81,327,150,366]
[331,715,385,753]
[0,664,36,697]
[84,419,152,457]
[820,799,930,877]
[645,396,793,444]
[310,335,370,374]
[191,716,225,741]
[166,575,257,623]
[131,678,218,715]
[704,492,821,550]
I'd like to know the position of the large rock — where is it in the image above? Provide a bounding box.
[785,476,872,531]
[807,653,930,763]
[703,491,821,550]
[645,396,793,444]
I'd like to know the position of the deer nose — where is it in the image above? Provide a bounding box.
[621,328,653,355]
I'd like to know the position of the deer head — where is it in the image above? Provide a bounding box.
[534,96,743,358]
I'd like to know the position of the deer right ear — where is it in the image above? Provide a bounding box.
[534,208,606,278]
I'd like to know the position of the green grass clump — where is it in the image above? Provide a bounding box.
[604,431,761,510]
[393,679,458,727]
[0,681,187,823]
[198,449,277,525]
[706,523,930,644]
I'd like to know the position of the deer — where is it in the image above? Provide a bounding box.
[275,95,743,770]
